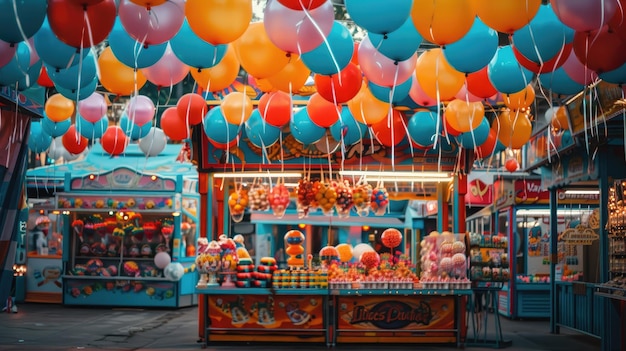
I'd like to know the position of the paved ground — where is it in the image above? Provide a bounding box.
[0,302,601,351]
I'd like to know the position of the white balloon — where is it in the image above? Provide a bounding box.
[139,127,167,157]
[164,262,185,281]
[154,251,171,269]
[47,137,66,160]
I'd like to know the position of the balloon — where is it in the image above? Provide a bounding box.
[119,115,151,140]
[278,0,326,11]
[358,35,417,87]
[258,91,292,127]
[411,0,475,45]
[78,93,108,123]
[443,18,498,74]
[185,0,252,45]
[454,84,486,103]
[551,105,569,131]
[550,0,618,32]
[290,108,326,145]
[34,19,88,70]
[494,109,533,149]
[513,43,572,74]
[42,116,71,138]
[599,61,626,85]
[126,95,156,127]
[487,45,534,94]
[28,121,53,153]
[44,93,75,122]
[55,78,98,101]
[129,0,166,7]
[203,107,240,144]
[221,91,253,125]
[0,41,30,86]
[47,137,68,160]
[15,59,42,91]
[306,93,341,128]
[101,126,128,156]
[345,0,412,34]
[352,243,375,262]
[572,25,626,74]
[164,262,185,281]
[475,128,499,159]
[466,66,497,99]
[0,0,46,44]
[233,22,290,79]
[415,48,465,101]
[264,0,334,54]
[329,107,367,146]
[475,0,541,34]
[408,78,438,107]
[314,63,362,105]
[46,52,97,90]
[371,110,407,147]
[368,77,412,104]
[445,99,485,133]
[139,127,167,157]
[505,158,520,172]
[369,17,422,62]
[301,21,354,75]
[0,40,17,69]
[119,0,184,46]
[170,19,227,69]
[561,50,599,86]
[335,243,353,263]
[266,55,311,93]
[37,66,54,88]
[77,115,108,140]
[154,251,171,269]
[209,137,239,150]
[176,93,207,126]
[62,124,89,155]
[160,106,190,141]
[190,45,240,92]
[244,110,281,148]
[503,85,535,110]
[407,110,440,147]
[47,0,116,48]
[314,133,340,154]
[142,44,190,88]
[457,117,490,149]
[348,84,390,125]
[98,46,148,96]
[108,18,168,69]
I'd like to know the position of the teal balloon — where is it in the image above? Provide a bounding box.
[369,17,422,61]
[244,110,280,148]
[487,45,534,94]
[15,60,42,91]
[538,67,584,95]
[28,120,52,153]
[368,77,412,103]
[561,129,573,147]
[42,115,71,138]
[34,19,87,70]
[329,106,366,146]
[203,107,240,144]
[599,61,626,85]
[108,18,167,69]
[301,21,354,75]
[0,0,47,44]
[457,118,490,149]
[170,19,227,69]
[290,108,326,145]
[0,41,30,86]
[344,0,412,35]
[46,51,97,90]
[55,77,98,101]
[120,115,152,140]
[444,18,497,74]
[407,110,440,147]
[77,115,108,140]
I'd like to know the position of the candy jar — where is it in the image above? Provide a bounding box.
[268,183,291,218]
[370,185,389,216]
[315,181,337,216]
[334,179,354,218]
[227,188,248,223]
[295,178,316,218]
[352,180,372,216]
[249,181,270,212]
[284,230,305,269]
[218,235,238,287]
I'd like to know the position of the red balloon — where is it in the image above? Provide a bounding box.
[160,106,190,141]
[505,158,519,172]
[176,93,207,126]
[37,66,54,88]
[210,136,239,150]
[371,110,407,147]
[466,66,497,99]
[101,126,128,156]
[68,0,105,5]
[47,0,116,48]
[476,128,498,159]
[513,43,572,74]
[62,125,89,155]
[443,113,462,137]
[277,0,326,10]
[314,63,363,104]
[258,91,291,127]
[306,93,341,128]
[572,25,626,74]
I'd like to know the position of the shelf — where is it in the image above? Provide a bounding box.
[74,256,158,261]
[63,275,169,281]
[330,288,472,296]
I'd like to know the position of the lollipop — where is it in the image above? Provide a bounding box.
[268,184,291,218]
[452,253,466,268]
[381,228,403,249]
[360,251,380,270]
[439,257,453,273]
[452,241,466,254]
[370,186,389,215]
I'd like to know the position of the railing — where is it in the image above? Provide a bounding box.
[555,281,602,338]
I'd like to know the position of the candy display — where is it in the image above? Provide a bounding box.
[295,178,317,218]
[334,180,354,218]
[419,231,470,288]
[219,235,239,287]
[195,238,222,288]
[227,188,249,223]
[284,230,305,268]
[268,183,291,218]
[248,181,270,211]
[314,182,337,216]
[370,186,389,216]
[352,181,372,216]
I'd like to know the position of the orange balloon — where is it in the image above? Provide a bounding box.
[266,55,311,93]
[415,48,465,101]
[185,0,252,45]
[445,99,485,133]
[129,0,167,7]
[411,0,475,45]
[494,109,532,149]
[473,0,541,34]
[252,77,275,93]
[160,106,190,141]
[221,91,253,125]
[190,45,240,92]
[348,83,390,126]
[503,84,535,110]
[233,22,290,79]
[306,93,341,128]
[44,93,75,122]
[551,105,569,131]
[98,46,147,96]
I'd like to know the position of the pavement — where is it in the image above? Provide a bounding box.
[0,302,601,351]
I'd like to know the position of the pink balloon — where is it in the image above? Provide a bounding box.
[561,50,599,86]
[119,0,185,46]
[264,0,334,54]
[551,0,617,33]
[358,35,416,87]
[0,40,16,68]
[78,92,108,123]
[408,77,437,107]
[126,95,155,127]
[455,84,484,103]
[141,44,190,87]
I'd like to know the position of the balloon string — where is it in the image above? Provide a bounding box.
[83,9,100,81]
[388,64,401,171]
[11,0,30,86]
[304,11,341,80]
[583,34,590,156]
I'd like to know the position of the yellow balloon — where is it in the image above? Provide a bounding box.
[503,84,535,110]
[411,0,475,46]
[266,55,311,93]
[234,22,290,79]
[348,83,389,126]
[473,0,541,34]
[98,47,147,96]
[190,45,240,92]
[44,93,75,122]
[221,91,253,125]
[415,48,465,101]
[494,109,532,149]
[445,99,485,133]
[185,0,252,45]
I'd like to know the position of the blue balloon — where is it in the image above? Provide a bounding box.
[55,77,98,101]
[46,51,97,90]
[120,115,152,140]
[330,106,366,146]
[407,110,440,147]
[203,107,240,144]
[77,115,108,140]
[561,129,573,148]
[42,115,71,138]
[538,67,584,96]
[369,17,422,61]
[444,18,498,74]
[487,45,534,94]
[457,118,490,149]
[170,19,227,69]
[0,41,30,86]
[301,21,354,75]
[34,18,87,69]
[15,60,42,91]
[28,120,52,153]
[108,18,167,69]
[344,0,412,35]
[0,0,46,44]
[290,108,326,145]
[368,77,412,103]
[599,61,626,85]
[244,110,280,148]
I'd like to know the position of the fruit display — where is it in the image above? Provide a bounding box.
[334,180,354,218]
[227,188,248,223]
[370,186,389,215]
[248,182,270,211]
[352,181,372,216]
[268,183,291,218]
[295,178,317,218]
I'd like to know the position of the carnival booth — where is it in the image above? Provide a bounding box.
[26,144,200,308]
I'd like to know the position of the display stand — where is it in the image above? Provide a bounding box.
[467,282,512,349]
